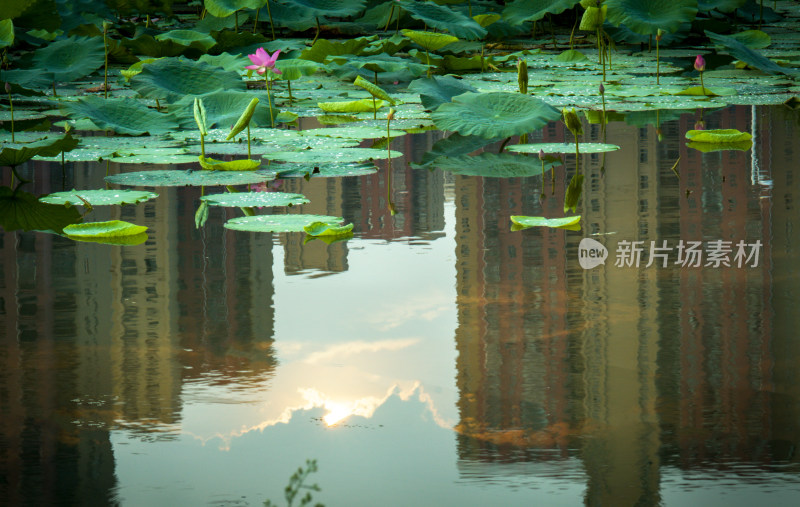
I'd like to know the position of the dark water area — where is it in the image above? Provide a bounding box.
[2,105,800,506]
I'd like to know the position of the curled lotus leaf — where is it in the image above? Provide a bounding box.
[401,29,458,52]
[225,214,345,233]
[684,129,752,143]
[511,215,581,231]
[63,220,147,238]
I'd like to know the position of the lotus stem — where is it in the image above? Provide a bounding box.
[387,109,396,216]
[103,24,109,98]
[700,71,705,96]
[570,11,578,50]
[252,9,259,34]
[6,84,14,143]
[498,136,511,154]
[656,39,660,85]
[266,0,275,40]
[247,124,251,159]
[312,17,321,45]
[235,10,239,31]
[156,98,161,111]
[266,75,274,128]
[146,14,150,27]
[287,80,293,103]
[384,5,395,32]
[200,133,206,158]
[52,81,57,97]
[426,48,431,78]
[372,96,377,119]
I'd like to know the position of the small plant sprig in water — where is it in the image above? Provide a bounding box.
[246,47,282,127]
[264,459,324,507]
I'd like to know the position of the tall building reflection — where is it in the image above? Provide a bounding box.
[451,105,800,504]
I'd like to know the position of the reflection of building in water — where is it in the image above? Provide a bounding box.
[452,106,800,504]
[279,177,349,275]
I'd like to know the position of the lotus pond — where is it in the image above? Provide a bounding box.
[3,1,800,506]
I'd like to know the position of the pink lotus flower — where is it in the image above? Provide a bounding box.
[246,48,282,76]
[693,54,705,72]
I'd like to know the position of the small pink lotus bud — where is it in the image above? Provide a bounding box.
[538,149,546,161]
[4,82,10,93]
[599,83,605,95]
[694,54,705,72]
[694,120,705,131]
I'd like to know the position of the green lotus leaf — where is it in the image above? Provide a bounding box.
[684,128,752,143]
[204,0,265,18]
[198,156,262,171]
[66,232,149,246]
[432,92,561,139]
[299,36,376,63]
[304,221,354,236]
[60,96,179,136]
[282,0,366,17]
[396,0,486,40]
[727,30,771,50]
[420,152,560,177]
[106,170,273,187]
[401,29,458,52]
[200,191,308,208]
[354,76,396,105]
[64,220,147,238]
[130,57,245,103]
[564,173,583,214]
[502,0,581,25]
[0,132,79,167]
[674,86,736,96]
[155,30,217,51]
[686,140,752,153]
[109,153,200,165]
[318,99,385,113]
[274,162,378,178]
[225,214,345,233]
[300,127,405,139]
[605,0,697,35]
[0,19,14,49]
[325,53,425,77]
[120,58,160,81]
[39,189,158,206]
[175,91,280,129]
[274,58,324,81]
[408,76,478,110]
[508,143,621,154]
[705,30,793,76]
[198,52,248,72]
[0,186,82,234]
[554,50,589,62]
[697,0,747,13]
[266,147,402,163]
[31,35,104,83]
[510,215,581,231]
[417,133,501,166]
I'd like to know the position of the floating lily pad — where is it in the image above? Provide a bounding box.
[266,148,402,163]
[109,153,199,164]
[0,133,79,167]
[39,189,158,206]
[200,192,309,207]
[420,152,560,177]
[198,156,262,171]
[401,29,459,51]
[508,142,621,154]
[685,128,752,143]
[674,86,737,96]
[510,215,581,231]
[224,214,345,233]
[65,232,149,246]
[418,133,501,166]
[64,220,147,238]
[300,127,405,139]
[318,99,386,113]
[304,221,354,236]
[273,161,378,178]
[432,92,561,139]
[105,170,274,187]
[60,96,179,136]
[408,76,478,110]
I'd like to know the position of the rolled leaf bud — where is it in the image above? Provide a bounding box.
[562,108,584,137]
[694,54,706,72]
[387,108,396,121]
[517,59,528,95]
